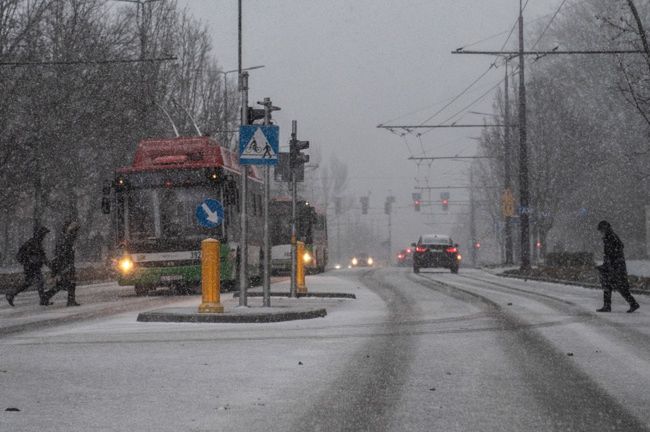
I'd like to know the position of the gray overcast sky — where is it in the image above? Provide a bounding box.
[183,0,563,252]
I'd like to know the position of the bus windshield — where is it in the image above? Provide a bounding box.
[126,186,219,241]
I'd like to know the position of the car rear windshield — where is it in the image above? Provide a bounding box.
[421,236,451,245]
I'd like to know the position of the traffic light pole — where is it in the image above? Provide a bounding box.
[470,168,477,267]
[517,0,531,271]
[259,97,279,307]
[239,71,249,307]
[290,120,298,298]
[503,58,514,265]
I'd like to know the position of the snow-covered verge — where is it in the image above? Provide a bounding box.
[626,260,650,277]
[488,261,650,294]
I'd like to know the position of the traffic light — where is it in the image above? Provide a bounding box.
[440,192,450,211]
[290,135,310,171]
[360,196,369,215]
[474,241,481,249]
[246,107,265,124]
[101,182,111,214]
[412,192,421,212]
[334,197,342,215]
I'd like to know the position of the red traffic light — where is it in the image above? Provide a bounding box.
[474,242,481,249]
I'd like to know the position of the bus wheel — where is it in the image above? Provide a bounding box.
[177,283,201,295]
[134,284,149,296]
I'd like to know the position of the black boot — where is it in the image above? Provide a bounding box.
[39,293,52,306]
[596,306,611,312]
[66,300,80,307]
[627,303,640,313]
[6,293,14,307]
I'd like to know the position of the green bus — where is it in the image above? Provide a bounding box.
[104,136,264,295]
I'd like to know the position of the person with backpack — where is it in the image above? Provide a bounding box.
[6,226,51,307]
[42,220,81,307]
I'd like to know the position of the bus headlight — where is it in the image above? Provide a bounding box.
[303,252,312,264]
[351,257,358,266]
[118,256,135,274]
[367,257,374,266]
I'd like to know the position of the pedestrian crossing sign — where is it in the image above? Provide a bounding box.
[239,125,279,165]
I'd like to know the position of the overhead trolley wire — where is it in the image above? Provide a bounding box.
[380,0,585,130]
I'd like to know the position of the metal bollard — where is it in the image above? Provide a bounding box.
[199,238,224,313]
[297,241,307,294]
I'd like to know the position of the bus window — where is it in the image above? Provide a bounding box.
[128,190,156,240]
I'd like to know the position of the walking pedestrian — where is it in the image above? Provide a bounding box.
[42,220,81,307]
[6,226,51,306]
[595,220,640,313]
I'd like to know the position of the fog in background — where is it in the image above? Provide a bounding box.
[183,0,561,261]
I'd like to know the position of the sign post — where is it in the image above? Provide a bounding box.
[257,97,281,307]
[239,108,279,307]
[239,72,250,307]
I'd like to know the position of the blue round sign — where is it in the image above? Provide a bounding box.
[196,199,224,228]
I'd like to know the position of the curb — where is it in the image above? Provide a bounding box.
[232,292,357,299]
[498,273,650,296]
[137,307,328,323]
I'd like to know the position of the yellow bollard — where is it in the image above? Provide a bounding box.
[198,238,224,313]
[297,241,307,294]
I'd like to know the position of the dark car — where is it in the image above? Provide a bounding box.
[412,234,461,274]
[396,248,413,267]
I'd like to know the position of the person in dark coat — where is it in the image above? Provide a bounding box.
[42,220,81,306]
[596,220,640,313]
[6,226,51,306]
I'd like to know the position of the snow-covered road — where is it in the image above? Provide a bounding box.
[0,268,648,431]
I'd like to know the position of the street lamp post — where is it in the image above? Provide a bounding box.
[217,65,264,148]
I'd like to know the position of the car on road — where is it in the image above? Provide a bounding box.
[351,253,374,267]
[396,248,413,266]
[412,234,461,274]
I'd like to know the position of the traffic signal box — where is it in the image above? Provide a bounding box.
[441,192,450,211]
[412,192,421,212]
[360,196,369,215]
[290,137,309,171]
[247,107,266,124]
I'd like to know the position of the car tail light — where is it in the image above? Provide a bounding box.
[406,248,412,253]
[397,254,404,259]
[415,245,427,253]
[446,247,458,253]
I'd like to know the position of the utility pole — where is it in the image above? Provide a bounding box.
[503,57,514,265]
[238,71,249,306]
[290,121,298,298]
[335,197,341,264]
[517,0,531,271]
[470,168,477,267]
[385,196,395,262]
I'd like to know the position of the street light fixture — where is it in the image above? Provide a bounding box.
[217,65,265,147]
